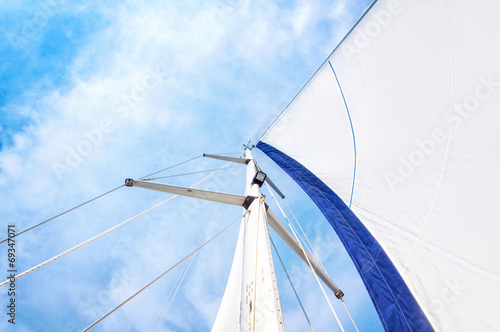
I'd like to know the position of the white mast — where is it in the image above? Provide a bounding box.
[239,147,285,331]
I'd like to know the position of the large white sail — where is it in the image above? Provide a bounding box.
[258,0,500,331]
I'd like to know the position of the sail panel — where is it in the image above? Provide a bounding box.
[259,0,500,331]
[212,220,245,331]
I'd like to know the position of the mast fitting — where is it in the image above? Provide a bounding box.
[242,196,257,209]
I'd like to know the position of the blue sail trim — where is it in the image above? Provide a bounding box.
[256,141,434,332]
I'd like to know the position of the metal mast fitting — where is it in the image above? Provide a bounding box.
[251,170,267,187]
[124,178,257,210]
[203,152,285,199]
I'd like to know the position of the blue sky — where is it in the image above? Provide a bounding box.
[0,0,381,331]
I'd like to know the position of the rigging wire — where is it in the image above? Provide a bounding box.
[0,155,203,244]
[341,298,360,332]
[0,185,124,245]
[0,195,177,288]
[83,213,246,332]
[281,190,361,331]
[207,152,241,156]
[270,236,315,332]
[263,182,327,273]
[145,165,244,182]
[265,183,345,332]
[138,155,202,180]
[150,166,241,331]
[0,163,233,288]
[283,198,328,273]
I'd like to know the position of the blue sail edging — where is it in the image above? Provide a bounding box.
[256,141,434,332]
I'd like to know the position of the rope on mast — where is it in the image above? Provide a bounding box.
[264,183,328,274]
[83,213,246,332]
[270,236,315,332]
[283,198,328,273]
[265,183,345,332]
[282,190,361,331]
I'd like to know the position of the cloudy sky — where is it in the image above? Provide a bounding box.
[0,0,382,331]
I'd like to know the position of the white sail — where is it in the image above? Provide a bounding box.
[258,0,500,331]
[212,220,245,331]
